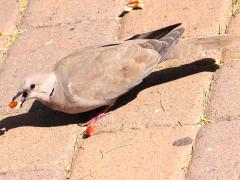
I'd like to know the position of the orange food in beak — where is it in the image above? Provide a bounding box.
[9,100,20,109]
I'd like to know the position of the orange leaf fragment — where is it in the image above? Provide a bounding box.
[9,100,20,109]
[85,125,96,137]
[128,1,140,5]
[126,0,144,9]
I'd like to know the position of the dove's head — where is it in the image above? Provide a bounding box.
[12,72,56,106]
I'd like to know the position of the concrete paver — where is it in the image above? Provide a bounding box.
[188,6,240,180]
[70,126,197,180]
[223,13,240,62]
[206,60,240,121]
[0,116,79,178]
[0,0,19,33]
[0,169,64,180]
[186,120,240,180]
[0,36,9,52]
[119,0,232,38]
[21,0,125,28]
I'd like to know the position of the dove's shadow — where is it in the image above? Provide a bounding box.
[113,58,219,110]
[0,58,219,135]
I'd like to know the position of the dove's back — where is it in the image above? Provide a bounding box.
[51,24,185,114]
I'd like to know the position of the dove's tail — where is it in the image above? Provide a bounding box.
[168,34,240,60]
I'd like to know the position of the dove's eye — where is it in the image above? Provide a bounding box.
[30,84,35,90]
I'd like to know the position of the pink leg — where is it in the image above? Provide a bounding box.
[79,106,112,126]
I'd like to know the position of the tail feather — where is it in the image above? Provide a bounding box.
[168,34,240,59]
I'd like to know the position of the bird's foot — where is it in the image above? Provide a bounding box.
[78,106,112,126]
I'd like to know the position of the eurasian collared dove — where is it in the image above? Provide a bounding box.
[12,23,240,124]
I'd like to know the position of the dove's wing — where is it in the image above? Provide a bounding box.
[125,23,182,40]
[53,27,184,109]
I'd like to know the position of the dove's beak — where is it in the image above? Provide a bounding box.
[12,91,23,101]
[12,90,28,107]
